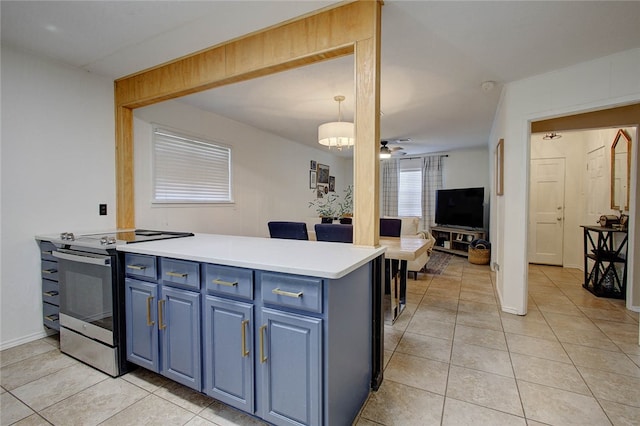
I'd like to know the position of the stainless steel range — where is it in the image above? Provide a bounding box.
[43,229,193,376]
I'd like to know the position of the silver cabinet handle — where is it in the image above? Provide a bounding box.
[158,300,167,330]
[166,271,187,278]
[213,278,238,287]
[259,324,268,363]
[146,296,155,327]
[42,269,57,274]
[241,319,250,357]
[127,264,147,271]
[53,250,110,266]
[43,291,59,297]
[272,288,303,298]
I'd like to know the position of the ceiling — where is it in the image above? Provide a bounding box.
[3,1,640,157]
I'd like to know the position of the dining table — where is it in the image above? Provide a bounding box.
[379,236,430,323]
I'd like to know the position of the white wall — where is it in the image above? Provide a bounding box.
[1,46,116,349]
[133,101,353,237]
[442,148,490,191]
[442,147,491,231]
[490,48,640,316]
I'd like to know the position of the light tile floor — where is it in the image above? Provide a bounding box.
[2,258,639,425]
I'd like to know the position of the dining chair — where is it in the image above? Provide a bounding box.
[379,218,402,296]
[380,218,402,237]
[267,221,309,240]
[314,224,353,243]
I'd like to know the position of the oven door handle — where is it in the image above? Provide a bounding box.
[52,250,111,266]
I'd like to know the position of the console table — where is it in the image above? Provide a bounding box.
[581,225,628,299]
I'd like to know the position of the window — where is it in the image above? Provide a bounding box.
[398,167,422,217]
[153,126,232,203]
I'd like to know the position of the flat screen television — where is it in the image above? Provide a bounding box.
[435,187,484,229]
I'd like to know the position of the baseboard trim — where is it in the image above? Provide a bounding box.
[0,329,55,351]
[496,285,526,315]
[500,305,524,315]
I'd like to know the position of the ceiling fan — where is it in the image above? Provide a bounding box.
[380,140,406,158]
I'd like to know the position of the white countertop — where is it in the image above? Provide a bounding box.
[117,233,386,279]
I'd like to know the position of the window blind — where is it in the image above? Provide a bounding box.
[153,127,232,203]
[398,168,422,217]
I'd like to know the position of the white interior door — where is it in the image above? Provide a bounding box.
[529,158,565,265]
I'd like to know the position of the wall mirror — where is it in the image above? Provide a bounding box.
[611,129,631,211]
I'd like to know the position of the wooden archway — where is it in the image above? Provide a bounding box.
[114,0,382,246]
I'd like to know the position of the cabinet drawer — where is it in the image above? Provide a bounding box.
[41,260,58,281]
[124,254,157,281]
[205,264,253,300]
[42,279,60,305]
[161,258,200,290]
[39,241,57,261]
[261,273,322,313]
[43,302,59,330]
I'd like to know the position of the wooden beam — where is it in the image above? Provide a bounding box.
[115,1,375,108]
[531,103,640,133]
[353,3,382,247]
[115,105,134,228]
[114,0,383,240]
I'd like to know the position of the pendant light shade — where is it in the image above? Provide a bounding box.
[318,95,354,150]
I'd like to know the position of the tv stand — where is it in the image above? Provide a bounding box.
[431,226,486,257]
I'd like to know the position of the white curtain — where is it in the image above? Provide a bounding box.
[381,159,399,217]
[422,156,443,230]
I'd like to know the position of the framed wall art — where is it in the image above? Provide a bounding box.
[329,176,335,192]
[309,170,317,189]
[317,163,330,184]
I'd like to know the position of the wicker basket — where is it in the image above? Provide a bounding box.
[468,246,490,265]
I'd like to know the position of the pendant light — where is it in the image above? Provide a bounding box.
[318,95,354,150]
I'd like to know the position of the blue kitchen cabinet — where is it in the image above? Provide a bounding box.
[125,278,201,390]
[124,254,201,391]
[203,296,254,412]
[125,278,159,372]
[121,247,374,426]
[260,308,322,426]
[38,240,60,330]
[160,285,201,390]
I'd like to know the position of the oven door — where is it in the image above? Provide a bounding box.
[53,249,115,345]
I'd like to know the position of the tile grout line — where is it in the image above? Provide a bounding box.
[538,267,620,425]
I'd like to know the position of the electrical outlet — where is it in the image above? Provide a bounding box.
[99,204,107,215]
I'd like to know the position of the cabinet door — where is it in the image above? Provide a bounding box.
[160,286,201,390]
[260,308,322,426]
[125,278,159,372]
[203,296,254,412]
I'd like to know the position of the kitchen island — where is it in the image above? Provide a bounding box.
[118,233,385,426]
